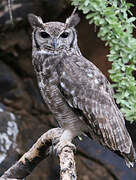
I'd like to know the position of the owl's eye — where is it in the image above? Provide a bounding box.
[60,32,69,38]
[40,32,50,38]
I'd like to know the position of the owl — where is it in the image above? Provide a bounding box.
[28,13,136,167]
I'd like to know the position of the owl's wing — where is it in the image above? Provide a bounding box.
[58,54,133,155]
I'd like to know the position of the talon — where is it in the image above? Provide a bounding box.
[49,138,60,155]
[54,140,76,155]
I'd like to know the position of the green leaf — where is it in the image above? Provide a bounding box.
[127,17,136,23]
[86,12,98,19]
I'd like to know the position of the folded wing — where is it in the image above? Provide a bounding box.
[57,55,135,165]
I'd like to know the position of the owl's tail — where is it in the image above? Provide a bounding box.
[124,145,136,168]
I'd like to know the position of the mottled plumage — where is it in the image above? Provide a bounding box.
[28,13,136,167]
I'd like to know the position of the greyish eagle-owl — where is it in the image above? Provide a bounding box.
[28,12,136,168]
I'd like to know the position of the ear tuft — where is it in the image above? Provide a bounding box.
[65,14,80,28]
[28,13,43,28]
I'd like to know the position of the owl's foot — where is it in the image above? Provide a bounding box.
[54,140,76,155]
[48,138,60,155]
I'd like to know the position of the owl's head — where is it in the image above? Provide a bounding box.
[28,13,80,54]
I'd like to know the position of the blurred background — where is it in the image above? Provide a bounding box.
[0,0,136,179]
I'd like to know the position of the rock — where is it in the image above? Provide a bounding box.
[0,107,19,176]
[0,61,17,97]
[0,0,69,25]
[0,61,32,111]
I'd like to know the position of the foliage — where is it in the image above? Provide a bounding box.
[72,0,136,122]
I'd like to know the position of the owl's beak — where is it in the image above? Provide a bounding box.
[52,38,58,49]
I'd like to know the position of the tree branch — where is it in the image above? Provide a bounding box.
[59,146,77,180]
[8,0,13,24]
[1,128,77,179]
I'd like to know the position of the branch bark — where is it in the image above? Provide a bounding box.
[59,146,77,180]
[1,128,77,180]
